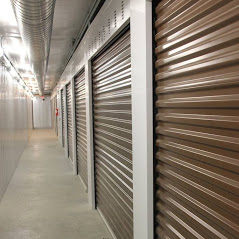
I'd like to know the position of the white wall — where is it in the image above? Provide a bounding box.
[0,62,33,201]
[33,96,52,128]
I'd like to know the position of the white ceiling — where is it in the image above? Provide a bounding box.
[0,0,95,95]
[0,0,38,93]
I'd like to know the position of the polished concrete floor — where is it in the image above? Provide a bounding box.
[0,129,112,239]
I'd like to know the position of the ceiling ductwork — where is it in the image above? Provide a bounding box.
[10,0,56,96]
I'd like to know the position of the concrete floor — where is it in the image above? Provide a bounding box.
[0,129,112,239]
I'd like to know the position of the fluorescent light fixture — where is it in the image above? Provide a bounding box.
[3,38,27,57]
[9,68,18,77]
[15,63,31,71]
[18,79,25,86]
[2,54,34,97]
[2,50,37,97]
[3,55,11,67]
[0,0,17,26]
[0,48,3,57]
[21,73,34,78]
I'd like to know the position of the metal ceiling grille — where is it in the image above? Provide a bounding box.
[74,70,88,188]
[154,0,239,238]
[66,82,73,161]
[92,29,133,239]
[61,89,65,147]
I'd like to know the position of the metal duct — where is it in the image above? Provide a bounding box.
[10,0,56,96]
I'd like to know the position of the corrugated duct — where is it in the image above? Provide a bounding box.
[10,0,56,96]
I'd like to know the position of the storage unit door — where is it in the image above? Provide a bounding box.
[154,1,239,238]
[55,97,58,136]
[66,82,73,161]
[51,100,53,129]
[75,70,87,188]
[61,89,65,147]
[92,29,133,239]
[51,99,54,130]
[52,97,56,133]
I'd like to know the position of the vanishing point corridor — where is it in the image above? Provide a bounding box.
[1,0,239,238]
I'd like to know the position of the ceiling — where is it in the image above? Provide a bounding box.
[0,0,95,95]
[44,0,95,94]
[0,0,38,93]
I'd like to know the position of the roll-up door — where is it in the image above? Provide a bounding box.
[154,1,239,238]
[55,96,58,136]
[66,82,73,161]
[52,96,57,133]
[61,89,65,147]
[74,70,88,188]
[52,99,55,131]
[92,29,132,239]
[51,99,54,129]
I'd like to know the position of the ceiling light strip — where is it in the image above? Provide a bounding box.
[1,52,34,98]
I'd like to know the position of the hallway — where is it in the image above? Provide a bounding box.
[0,130,111,239]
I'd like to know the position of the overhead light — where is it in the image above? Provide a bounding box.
[9,68,18,77]
[0,0,17,26]
[18,79,25,86]
[0,48,3,57]
[3,38,27,57]
[21,73,34,78]
[2,54,34,98]
[2,49,37,95]
[3,55,11,68]
[15,63,31,71]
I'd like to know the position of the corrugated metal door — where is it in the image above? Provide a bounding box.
[66,82,73,161]
[52,96,57,134]
[74,70,88,188]
[55,96,58,136]
[154,1,239,238]
[51,98,56,130]
[51,99,54,130]
[92,29,133,239]
[61,89,65,147]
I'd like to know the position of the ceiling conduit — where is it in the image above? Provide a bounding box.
[10,0,56,96]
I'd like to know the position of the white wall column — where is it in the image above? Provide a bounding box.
[130,0,154,238]
[85,59,95,209]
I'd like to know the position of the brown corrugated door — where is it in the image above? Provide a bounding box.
[154,0,239,238]
[66,82,73,161]
[52,96,57,134]
[55,96,58,136]
[52,98,55,131]
[61,89,65,147]
[51,99,54,130]
[92,29,133,239]
[74,70,88,188]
